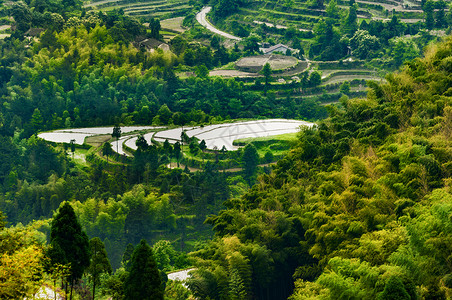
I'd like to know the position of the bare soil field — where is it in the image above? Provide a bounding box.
[321,74,381,86]
[236,55,298,73]
[160,17,186,33]
[85,135,111,147]
[209,70,259,77]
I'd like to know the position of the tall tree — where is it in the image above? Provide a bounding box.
[124,239,163,300]
[102,142,114,162]
[241,143,259,184]
[31,108,44,132]
[326,0,340,20]
[199,140,207,152]
[173,142,181,167]
[49,202,90,300]
[342,4,358,35]
[112,125,121,154]
[424,0,435,29]
[260,63,272,88]
[149,18,161,39]
[88,237,112,300]
[122,243,135,271]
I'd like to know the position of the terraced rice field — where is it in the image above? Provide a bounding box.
[84,0,191,19]
[236,55,299,73]
[160,17,186,33]
[321,74,381,86]
[320,69,378,85]
[38,120,313,155]
[38,126,161,145]
[219,0,431,34]
[153,119,314,150]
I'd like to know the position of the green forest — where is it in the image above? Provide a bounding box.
[1,0,452,298]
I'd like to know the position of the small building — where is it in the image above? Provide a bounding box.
[134,37,169,52]
[25,28,44,39]
[261,43,294,55]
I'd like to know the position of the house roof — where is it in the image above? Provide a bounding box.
[25,28,45,37]
[135,38,167,50]
[140,38,163,48]
[262,43,292,54]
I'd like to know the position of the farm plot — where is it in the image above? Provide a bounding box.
[209,69,259,78]
[160,17,186,33]
[38,126,161,145]
[85,0,190,19]
[236,55,298,73]
[153,119,314,150]
[39,120,313,157]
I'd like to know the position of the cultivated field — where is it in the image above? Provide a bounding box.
[236,55,299,73]
[84,0,191,19]
[38,126,161,145]
[38,120,313,154]
[160,17,186,33]
[153,119,314,150]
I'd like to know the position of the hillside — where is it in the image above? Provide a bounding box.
[187,36,452,299]
[1,0,452,298]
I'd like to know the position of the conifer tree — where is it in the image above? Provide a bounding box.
[242,143,259,184]
[112,125,121,154]
[88,237,112,300]
[124,239,163,300]
[122,243,135,271]
[49,202,90,300]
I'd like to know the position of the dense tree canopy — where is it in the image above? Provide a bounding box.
[49,202,90,296]
[124,239,163,300]
[194,36,452,299]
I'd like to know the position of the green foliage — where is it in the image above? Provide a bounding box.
[50,202,90,284]
[260,63,272,86]
[342,4,358,35]
[212,0,240,20]
[165,280,192,300]
[124,239,163,300]
[377,276,411,300]
[326,0,340,20]
[241,143,259,184]
[349,30,380,59]
[0,220,46,299]
[102,142,114,162]
[148,18,161,39]
[197,37,452,300]
[88,237,112,300]
[339,81,350,94]
[153,240,177,271]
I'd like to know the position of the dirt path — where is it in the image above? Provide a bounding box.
[196,6,242,41]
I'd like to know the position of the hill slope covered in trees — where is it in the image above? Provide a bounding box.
[188,36,452,299]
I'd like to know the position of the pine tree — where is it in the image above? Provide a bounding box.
[31,108,43,132]
[260,63,272,88]
[124,240,163,300]
[102,142,113,162]
[49,202,90,300]
[112,125,121,154]
[88,237,112,300]
[122,243,135,271]
[242,143,259,184]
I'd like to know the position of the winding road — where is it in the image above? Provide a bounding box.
[196,7,242,41]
